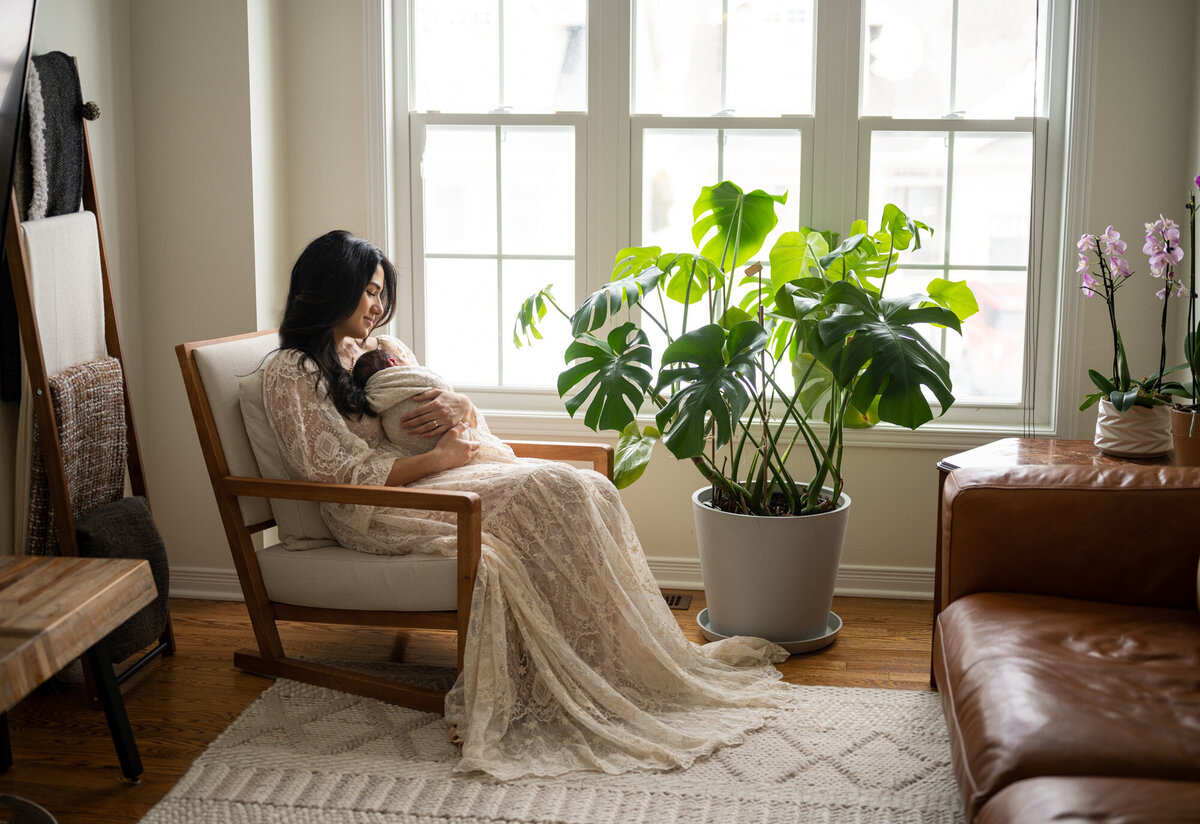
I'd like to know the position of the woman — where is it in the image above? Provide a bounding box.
[262,230,793,780]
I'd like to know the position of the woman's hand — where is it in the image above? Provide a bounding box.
[431,422,479,470]
[384,422,477,486]
[399,389,474,438]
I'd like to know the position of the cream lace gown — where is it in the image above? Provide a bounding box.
[262,335,794,779]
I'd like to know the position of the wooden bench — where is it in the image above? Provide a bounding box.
[1,556,156,782]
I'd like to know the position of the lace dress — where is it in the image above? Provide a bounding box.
[262,335,795,779]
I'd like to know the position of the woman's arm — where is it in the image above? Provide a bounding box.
[385,423,479,485]
[263,352,400,486]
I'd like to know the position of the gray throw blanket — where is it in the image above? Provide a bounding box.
[3,51,87,402]
[74,496,170,664]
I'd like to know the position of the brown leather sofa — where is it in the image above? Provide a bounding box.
[932,465,1200,823]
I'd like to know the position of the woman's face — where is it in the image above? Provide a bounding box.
[333,264,387,341]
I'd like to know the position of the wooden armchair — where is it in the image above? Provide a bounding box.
[176,329,613,712]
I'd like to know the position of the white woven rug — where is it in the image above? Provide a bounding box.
[139,671,964,824]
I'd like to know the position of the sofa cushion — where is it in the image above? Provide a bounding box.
[934,592,1200,820]
[978,776,1200,824]
[257,543,457,611]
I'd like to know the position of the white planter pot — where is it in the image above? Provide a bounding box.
[1093,399,1172,458]
[692,486,850,654]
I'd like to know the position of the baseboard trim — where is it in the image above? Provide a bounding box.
[170,566,245,602]
[173,560,932,603]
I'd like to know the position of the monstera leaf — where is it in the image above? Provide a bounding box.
[611,246,662,281]
[654,322,767,459]
[558,322,653,432]
[768,228,831,292]
[816,280,961,430]
[692,182,786,270]
[659,253,726,304]
[880,203,931,252]
[614,422,660,489]
[570,266,666,337]
[513,284,555,347]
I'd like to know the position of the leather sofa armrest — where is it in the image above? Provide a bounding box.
[940,465,1200,611]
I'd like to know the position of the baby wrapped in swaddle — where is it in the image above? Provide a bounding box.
[352,349,515,463]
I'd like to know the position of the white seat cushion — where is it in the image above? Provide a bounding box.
[257,543,457,611]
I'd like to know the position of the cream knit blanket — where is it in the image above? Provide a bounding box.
[364,364,514,463]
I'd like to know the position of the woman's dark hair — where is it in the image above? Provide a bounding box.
[279,230,397,417]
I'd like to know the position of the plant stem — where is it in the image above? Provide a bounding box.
[1157,274,1170,394]
[545,294,573,322]
[1189,192,1197,406]
[757,263,768,511]
[1098,238,1120,386]
[879,232,897,295]
[681,258,696,334]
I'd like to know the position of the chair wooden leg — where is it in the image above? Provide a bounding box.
[233,649,447,715]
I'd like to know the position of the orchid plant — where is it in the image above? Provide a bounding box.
[1078,214,1189,412]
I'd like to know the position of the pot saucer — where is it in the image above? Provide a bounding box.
[696,608,842,655]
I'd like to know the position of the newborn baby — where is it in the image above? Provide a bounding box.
[352,348,515,464]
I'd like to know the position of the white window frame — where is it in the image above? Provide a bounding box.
[371,0,1096,446]
[407,112,587,408]
[629,116,815,241]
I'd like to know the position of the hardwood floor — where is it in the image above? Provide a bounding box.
[0,593,934,824]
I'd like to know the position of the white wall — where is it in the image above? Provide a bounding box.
[283,0,368,259]
[12,0,1200,597]
[1078,0,1196,433]
[127,0,260,571]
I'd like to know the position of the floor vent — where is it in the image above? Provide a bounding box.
[662,592,693,610]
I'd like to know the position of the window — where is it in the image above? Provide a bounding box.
[859,0,1051,410]
[408,0,586,393]
[394,0,1069,431]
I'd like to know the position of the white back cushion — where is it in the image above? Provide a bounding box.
[238,370,337,549]
[191,334,277,527]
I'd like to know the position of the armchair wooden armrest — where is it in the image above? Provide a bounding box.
[940,465,1200,612]
[505,440,615,479]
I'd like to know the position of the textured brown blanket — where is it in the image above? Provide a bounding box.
[27,356,126,555]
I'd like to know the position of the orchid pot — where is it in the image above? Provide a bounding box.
[1094,399,1172,459]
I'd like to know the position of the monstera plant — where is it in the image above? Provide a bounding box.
[514,181,978,517]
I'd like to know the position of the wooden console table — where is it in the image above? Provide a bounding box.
[1,556,157,783]
[934,437,1173,620]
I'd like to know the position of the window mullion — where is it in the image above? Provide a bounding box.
[407,113,429,364]
[497,0,505,107]
[719,0,729,112]
[495,124,505,384]
[812,0,860,232]
[949,0,960,113]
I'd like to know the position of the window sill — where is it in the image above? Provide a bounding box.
[482,406,1057,453]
